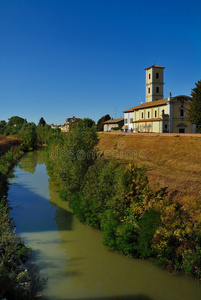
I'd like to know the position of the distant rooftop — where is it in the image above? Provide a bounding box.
[104,118,124,124]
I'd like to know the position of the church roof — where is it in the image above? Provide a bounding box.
[144,65,165,70]
[123,98,168,113]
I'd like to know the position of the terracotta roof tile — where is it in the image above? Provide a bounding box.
[144,65,165,70]
[104,118,124,124]
[123,98,168,113]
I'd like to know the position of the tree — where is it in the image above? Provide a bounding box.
[19,123,37,151]
[38,117,46,126]
[0,121,6,134]
[96,114,111,131]
[188,80,201,132]
[8,116,26,126]
[77,118,95,128]
[51,123,98,194]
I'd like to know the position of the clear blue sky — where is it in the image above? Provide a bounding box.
[0,0,201,125]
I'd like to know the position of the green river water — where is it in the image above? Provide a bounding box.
[8,151,201,300]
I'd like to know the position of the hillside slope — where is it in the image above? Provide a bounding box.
[97,132,201,199]
[0,135,21,155]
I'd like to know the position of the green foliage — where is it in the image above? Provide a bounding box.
[112,126,122,131]
[36,123,57,145]
[49,122,98,193]
[0,121,6,134]
[136,208,161,258]
[3,124,23,136]
[19,123,37,151]
[0,147,22,175]
[115,222,139,256]
[38,117,46,126]
[151,195,201,278]
[8,116,26,126]
[96,114,111,131]
[0,228,29,271]
[81,158,123,228]
[69,193,86,223]
[0,200,32,299]
[188,79,201,130]
[78,118,95,128]
[101,209,120,251]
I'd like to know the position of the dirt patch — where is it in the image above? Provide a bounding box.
[0,135,21,156]
[97,132,201,199]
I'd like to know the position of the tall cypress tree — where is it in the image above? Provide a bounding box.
[188,80,201,132]
[97,114,111,131]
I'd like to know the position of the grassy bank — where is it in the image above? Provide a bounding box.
[97,132,201,199]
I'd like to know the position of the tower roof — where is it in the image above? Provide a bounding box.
[145,65,165,70]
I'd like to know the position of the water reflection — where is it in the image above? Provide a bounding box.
[8,151,201,300]
[18,150,45,174]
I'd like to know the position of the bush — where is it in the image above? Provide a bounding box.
[81,158,123,228]
[49,122,98,194]
[136,208,161,258]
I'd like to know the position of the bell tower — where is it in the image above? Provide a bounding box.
[145,65,165,102]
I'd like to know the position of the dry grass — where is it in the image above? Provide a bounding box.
[0,135,21,156]
[1,133,200,200]
[97,132,201,199]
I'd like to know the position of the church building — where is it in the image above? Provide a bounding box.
[123,65,195,133]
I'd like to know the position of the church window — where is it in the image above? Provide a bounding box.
[180,108,185,117]
[124,119,128,123]
[149,73,151,79]
[141,112,144,119]
[148,88,150,93]
[156,72,159,79]
[156,87,159,93]
[130,118,133,123]
[155,110,157,117]
[148,112,150,118]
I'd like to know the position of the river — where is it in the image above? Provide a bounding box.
[8,150,201,300]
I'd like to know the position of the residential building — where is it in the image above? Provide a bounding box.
[103,118,124,132]
[65,116,81,132]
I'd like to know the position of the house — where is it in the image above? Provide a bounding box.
[65,116,81,132]
[103,118,124,132]
[59,124,67,132]
[123,65,195,133]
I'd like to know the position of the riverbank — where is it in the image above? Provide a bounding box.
[9,150,201,300]
[0,134,21,155]
[0,139,46,299]
[97,132,201,199]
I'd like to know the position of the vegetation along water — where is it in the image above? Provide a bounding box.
[8,150,201,300]
[0,116,201,299]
